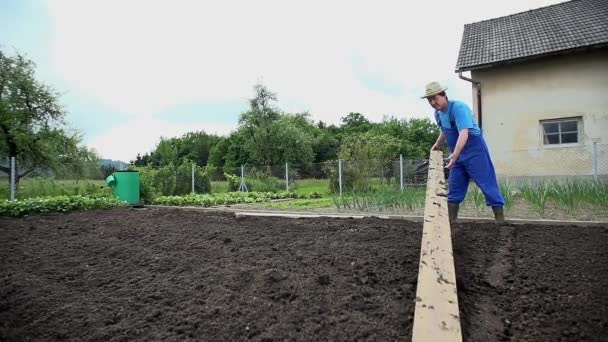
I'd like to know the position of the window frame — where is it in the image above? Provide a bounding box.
[539,117,582,148]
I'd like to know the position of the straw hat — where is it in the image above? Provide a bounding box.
[420,81,447,99]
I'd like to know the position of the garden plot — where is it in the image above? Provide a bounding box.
[454,222,608,341]
[1,209,607,341]
[0,209,421,341]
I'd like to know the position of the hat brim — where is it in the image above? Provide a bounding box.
[420,87,447,99]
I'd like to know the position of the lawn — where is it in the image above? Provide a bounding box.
[292,178,329,195]
[0,177,107,200]
[210,180,230,193]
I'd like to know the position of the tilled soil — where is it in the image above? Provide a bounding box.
[1,208,607,341]
[454,222,608,341]
[0,208,421,341]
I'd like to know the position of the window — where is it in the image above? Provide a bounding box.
[541,118,581,146]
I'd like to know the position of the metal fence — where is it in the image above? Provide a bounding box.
[3,143,607,200]
[494,142,608,184]
[207,157,431,196]
[202,143,608,196]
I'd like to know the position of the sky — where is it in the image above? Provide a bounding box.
[1,0,567,162]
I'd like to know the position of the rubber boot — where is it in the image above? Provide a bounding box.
[448,203,459,225]
[492,206,505,224]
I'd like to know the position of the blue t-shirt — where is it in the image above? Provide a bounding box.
[435,100,481,136]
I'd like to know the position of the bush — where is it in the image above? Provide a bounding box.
[154,163,177,196]
[175,162,211,195]
[324,161,348,193]
[0,178,110,200]
[152,191,321,206]
[324,159,406,194]
[129,166,160,204]
[223,171,285,193]
[0,195,124,217]
[248,176,284,192]
[224,172,241,191]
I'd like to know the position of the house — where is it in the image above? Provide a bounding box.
[455,0,608,179]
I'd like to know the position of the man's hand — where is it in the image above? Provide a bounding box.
[446,128,469,168]
[431,132,445,151]
[446,153,459,169]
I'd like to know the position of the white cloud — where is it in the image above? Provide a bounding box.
[89,118,235,162]
[46,0,566,159]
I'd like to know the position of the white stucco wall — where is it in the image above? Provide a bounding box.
[470,49,608,177]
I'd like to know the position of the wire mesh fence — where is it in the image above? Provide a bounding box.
[183,143,608,197]
[495,142,608,184]
[2,143,607,201]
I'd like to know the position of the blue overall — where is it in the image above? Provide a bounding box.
[435,101,505,207]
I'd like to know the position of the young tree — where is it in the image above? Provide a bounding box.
[238,84,316,167]
[238,83,282,166]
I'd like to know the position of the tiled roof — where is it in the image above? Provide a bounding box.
[455,0,608,71]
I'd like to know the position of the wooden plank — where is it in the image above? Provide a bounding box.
[412,150,462,341]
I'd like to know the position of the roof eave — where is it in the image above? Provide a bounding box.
[455,42,608,73]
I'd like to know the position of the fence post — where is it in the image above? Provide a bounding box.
[238,165,248,192]
[338,159,343,198]
[400,154,404,192]
[285,162,289,192]
[10,156,16,202]
[191,162,195,194]
[593,140,599,181]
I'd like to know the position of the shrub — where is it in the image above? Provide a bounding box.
[154,163,177,196]
[152,191,320,206]
[175,161,211,195]
[0,195,124,217]
[129,166,160,204]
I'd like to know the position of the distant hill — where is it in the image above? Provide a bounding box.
[99,159,129,171]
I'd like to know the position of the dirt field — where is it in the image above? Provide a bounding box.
[454,221,608,341]
[1,208,607,341]
[0,208,421,341]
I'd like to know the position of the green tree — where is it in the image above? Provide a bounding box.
[238,83,282,166]
[340,112,373,135]
[55,141,102,180]
[149,137,178,167]
[221,132,250,169]
[207,136,229,167]
[368,116,439,159]
[237,84,316,167]
[339,132,401,161]
[0,49,92,191]
[173,131,219,165]
[267,113,315,165]
[313,132,339,163]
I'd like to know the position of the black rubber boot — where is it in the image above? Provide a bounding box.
[492,206,505,224]
[448,203,459,225]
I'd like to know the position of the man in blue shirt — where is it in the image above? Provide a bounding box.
[422,81,505,224]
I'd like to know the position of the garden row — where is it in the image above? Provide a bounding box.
[1,176,607,219]
[333,180,608,216]
[0,192,321,217]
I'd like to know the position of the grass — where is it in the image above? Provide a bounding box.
[520,182,550,217]
[209,178,403,196]
[211,180,230,193]
[152,191,314,206]
[499,180,515,209]
[0,177,108,200]
[293,179,330,195]
[4,175,606,220]
[548,179,608,211]
[466,184,486,210]
[333,186,426,211]
[265,198,333,209]
[550,181,577,212]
